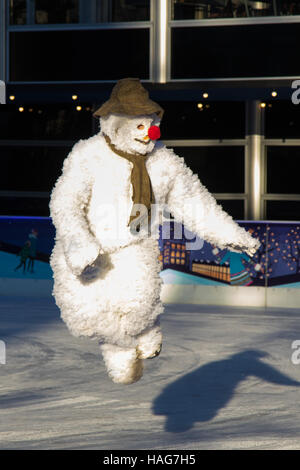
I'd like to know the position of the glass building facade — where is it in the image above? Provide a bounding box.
[0,0,300,220]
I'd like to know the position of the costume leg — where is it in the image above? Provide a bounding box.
[136,321,162,360]
[100,343,143,385]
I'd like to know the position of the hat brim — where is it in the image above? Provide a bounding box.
[93,99,164,119]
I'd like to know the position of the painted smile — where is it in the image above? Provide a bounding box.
[134,138,151,145]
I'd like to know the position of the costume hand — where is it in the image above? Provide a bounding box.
[80,254,103,279]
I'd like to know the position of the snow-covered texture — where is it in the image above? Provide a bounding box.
[49,118,260,384]
[1,296,300,450]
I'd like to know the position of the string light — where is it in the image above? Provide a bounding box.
[197,103,203,109]
[18,107,24,112]
[9,95,15,101]
[76,105,82,111]
[203,92,209,99]
[271,91,277,97]
[260,102,266,108]
[72,95,78,100]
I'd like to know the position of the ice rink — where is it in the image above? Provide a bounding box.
[1,295,300,450]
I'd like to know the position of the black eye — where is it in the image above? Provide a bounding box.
[137,124,144,130]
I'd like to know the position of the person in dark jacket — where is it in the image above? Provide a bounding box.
[14,240,31,274]
[27,228,38,273]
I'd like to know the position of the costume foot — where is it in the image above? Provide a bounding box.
[100,343,143,385]
[136,325,163,360]
[137,343,162,360]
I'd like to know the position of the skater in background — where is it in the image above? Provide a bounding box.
[27,228,38,273]
[14,240,31,274]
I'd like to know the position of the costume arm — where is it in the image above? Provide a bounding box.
[49,142,101,276]
[164,147,260,256]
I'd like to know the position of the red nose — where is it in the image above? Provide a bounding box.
[148,125,161,141]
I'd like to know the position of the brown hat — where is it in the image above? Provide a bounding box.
[93,78,164,119]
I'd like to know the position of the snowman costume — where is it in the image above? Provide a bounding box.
[49,78,260,385]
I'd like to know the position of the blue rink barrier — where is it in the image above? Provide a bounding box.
[0,216,299,289]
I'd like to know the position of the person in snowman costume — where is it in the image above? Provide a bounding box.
[49,78,260,385]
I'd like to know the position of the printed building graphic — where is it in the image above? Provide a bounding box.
[161,240,190,269]
[192,260,230,283]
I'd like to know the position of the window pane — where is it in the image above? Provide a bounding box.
[0,146,71,191]
[171,24,300,79]
[0,105,94,140]
[35,0,79,24]
[266,201,300,221]
[265,101,300,139]
[171,0,300,20]
[160,101,245,139]
[267,147,300,194]
[9,0,27,25]
[10,29,150,81]
[171,146,245,193]
[97,0,150,22]
[216,199,245,220]
[0,197,50,217]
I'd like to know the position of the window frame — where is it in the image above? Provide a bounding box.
[5,0,154,84]
[163,138,248,219]
[262,139,300,221]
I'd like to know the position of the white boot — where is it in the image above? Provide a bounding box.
[100,343,143,385]
[136,325,162,360]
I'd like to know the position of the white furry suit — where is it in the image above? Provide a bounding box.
[49,114,260,385]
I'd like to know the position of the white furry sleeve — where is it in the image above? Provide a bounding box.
[49,142,101,276]
[163,147,260,256]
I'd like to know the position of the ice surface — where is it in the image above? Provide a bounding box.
[1,296,300,449]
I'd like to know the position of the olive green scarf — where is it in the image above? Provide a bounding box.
[104,134,155,228]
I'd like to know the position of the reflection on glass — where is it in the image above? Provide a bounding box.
[172,0,300,19]
[35,0,79,24]
[266,201,300,221]
[10,0,150,25]
[267,147,300,195]
[0,105,94,140]
[97,0,150,22]
[10,29,150,81]
[160,101,245,139]
[9,0,27,25]
[172,146,245,193]
[216,199,245,219]
[0,146,71,192]
[265,101,300,139]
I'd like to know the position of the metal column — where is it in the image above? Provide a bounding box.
[153,0,168,83]
[0,0,6,82]
[246,100,264,220]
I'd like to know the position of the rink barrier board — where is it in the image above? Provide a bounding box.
[0,278,300,309]
[0,217,300,308]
